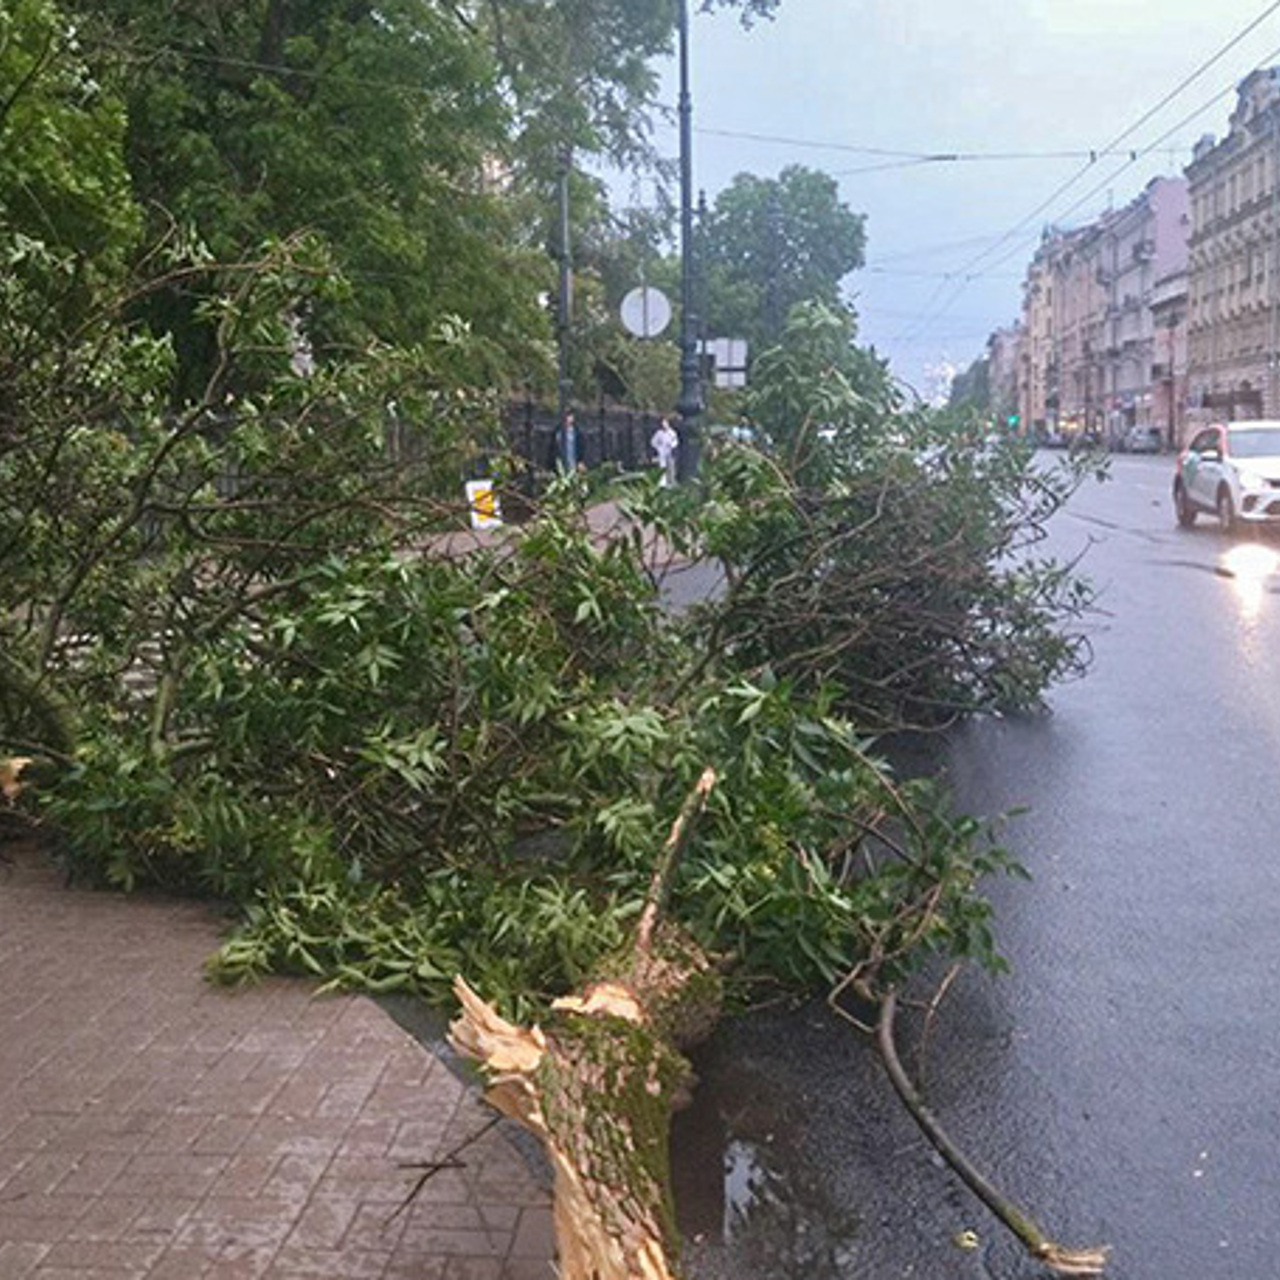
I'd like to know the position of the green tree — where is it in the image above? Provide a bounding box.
[948,355,991,412]
[0,0,140,301]
[703,165,866,353]
[63,0,550,394]
[477,0,781,171]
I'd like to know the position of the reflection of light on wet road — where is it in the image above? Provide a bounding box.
[723,1138,771,1240]
[1220,543,1280,621]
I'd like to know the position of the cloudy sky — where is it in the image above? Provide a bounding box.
[646,0,1280,397]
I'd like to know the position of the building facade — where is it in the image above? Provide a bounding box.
[1050,224,1104,436]
[1185,68,1280,425]
[987,324,1022,420]
[1150,268,1189,448]
[1018,239,1057,435]
[1093,177,1189,443]
[1008,177,1188,445]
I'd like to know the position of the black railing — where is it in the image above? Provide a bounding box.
[503,401,664,478]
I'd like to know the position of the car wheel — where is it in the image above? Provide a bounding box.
[1174,481,1197,528]
[1217,485,1236,534]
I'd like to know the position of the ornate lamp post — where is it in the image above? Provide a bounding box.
[675,0,704,481]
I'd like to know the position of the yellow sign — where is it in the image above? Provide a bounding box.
[465,480,502,530]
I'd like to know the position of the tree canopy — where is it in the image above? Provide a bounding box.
[703,164,866,353]
[59,0,549,394]
[948,354,991,412]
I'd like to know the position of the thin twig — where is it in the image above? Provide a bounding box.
[385,1112,504,1226]
[912,962,961,1093]
[635,766,717,954]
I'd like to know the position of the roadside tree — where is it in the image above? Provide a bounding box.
[703,166,866,353]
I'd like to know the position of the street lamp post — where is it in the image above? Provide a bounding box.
[675,0,704,481]
[556,146,577,470]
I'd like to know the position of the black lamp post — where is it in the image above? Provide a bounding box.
[675,0,704,481]
[556,146,577,469]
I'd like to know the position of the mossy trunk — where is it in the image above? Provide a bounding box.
[451,930,720,1279]
[450,770,721,1280]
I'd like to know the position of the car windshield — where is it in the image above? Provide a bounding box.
[1228,428,1280,459]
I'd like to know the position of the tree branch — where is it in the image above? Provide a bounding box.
[875,990,1110,1277]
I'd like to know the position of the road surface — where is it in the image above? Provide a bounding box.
[674,452,1280,1280]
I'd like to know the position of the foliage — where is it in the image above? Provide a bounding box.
[703,166,866,353]
[948,355,991,412]
[200,629,1025,1018]
[0,0,140,276]
[4,278,1080,1027]
[476,0,780,171]
[3,0,1089,1031]
[8,375,1035,1024]
[62,0,550,394]
[0,220,508,763]
[650,302,1096,731]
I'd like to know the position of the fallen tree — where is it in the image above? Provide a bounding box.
[451,766,1111,1280]
[4,13,1111,1278]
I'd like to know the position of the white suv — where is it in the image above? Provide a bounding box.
[1173,421,1280,531]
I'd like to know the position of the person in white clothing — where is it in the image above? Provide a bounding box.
[650,417,678,486]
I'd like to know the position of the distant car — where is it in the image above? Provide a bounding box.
[1122,426,1163,454]
[1173,421,1280,531]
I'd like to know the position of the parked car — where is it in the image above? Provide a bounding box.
[1121,425,1163,454]
[1173,421,1280,531]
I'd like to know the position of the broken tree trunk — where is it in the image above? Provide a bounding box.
[449,767,720,1280]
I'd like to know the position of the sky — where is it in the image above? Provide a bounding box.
[639,0,1280,398]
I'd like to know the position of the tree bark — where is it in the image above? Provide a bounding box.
[449,768,719,1280]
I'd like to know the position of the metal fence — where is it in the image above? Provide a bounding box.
[503,401,663,475]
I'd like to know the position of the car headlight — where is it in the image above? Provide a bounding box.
[1236,468,1268,489]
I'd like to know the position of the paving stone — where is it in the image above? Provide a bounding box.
[0,846,554,1279]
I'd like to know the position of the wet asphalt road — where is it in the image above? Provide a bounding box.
[673,453,1280,1280]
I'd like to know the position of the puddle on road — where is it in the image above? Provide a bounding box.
[671,1052,863,1279]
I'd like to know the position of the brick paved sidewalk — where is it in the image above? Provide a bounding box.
[0,845,554,1280]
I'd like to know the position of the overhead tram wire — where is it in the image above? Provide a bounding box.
[869,232,1017,264]
[691,125,1181,165]
[866,266,1024,281]
[980,57,1280,278]
[891,0,1280,348]
[897,30,1280,352]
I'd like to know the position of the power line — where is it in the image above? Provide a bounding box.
[892,0,1280,350]
[869,232,1013,263]
[901,37,1280,349]
[966,68,1261,281]
[692,126,925,160]
[691,124,1178,165]
[864,266,1024,281]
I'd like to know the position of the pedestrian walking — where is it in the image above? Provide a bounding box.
[651,417,678,487]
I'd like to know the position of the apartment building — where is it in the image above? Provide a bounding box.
[1093,178,1189,441]
[1018,240,1057,434]
[1150,268,1189,448]
[986,324,1021,420]
[1185,67,1280,425]
[1012,177,1188,444]
[1050,224,1104,434]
